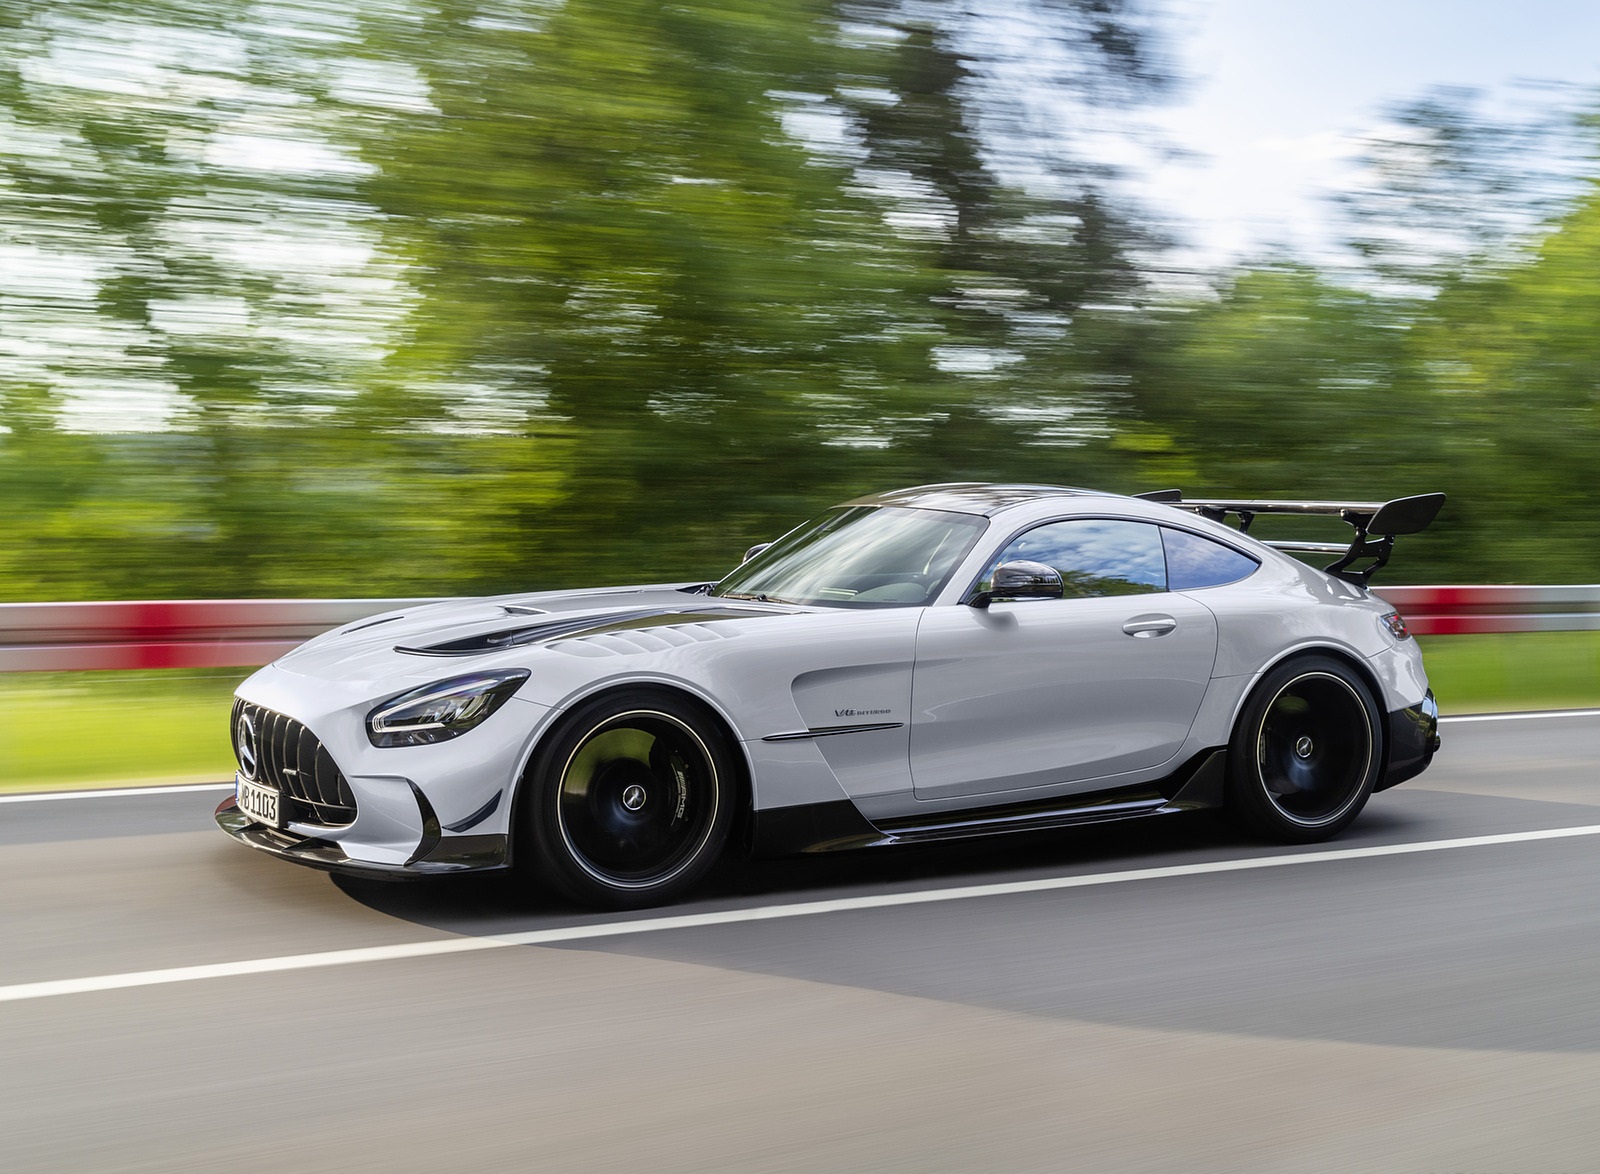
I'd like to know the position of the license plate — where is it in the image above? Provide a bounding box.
[237,775,282,828]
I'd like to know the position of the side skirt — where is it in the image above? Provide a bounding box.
[748,748,1228,857]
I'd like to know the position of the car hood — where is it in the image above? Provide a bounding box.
[271,583,801,683]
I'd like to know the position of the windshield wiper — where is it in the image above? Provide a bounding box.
[719,591,795,605]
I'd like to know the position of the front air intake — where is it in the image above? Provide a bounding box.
[231,699,357,827]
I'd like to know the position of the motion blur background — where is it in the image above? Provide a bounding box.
[4,0,1600,603]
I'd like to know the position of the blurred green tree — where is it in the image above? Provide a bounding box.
[1414,177,1600,581]
[0,0,427,598]
[1125,265,1429,490]
[347,0,1173,584]
[1335,85,1588,294]
[826,0,1166,486]
[4,0,1598,601]
[347,0,922,584]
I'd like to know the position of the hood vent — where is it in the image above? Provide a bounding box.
[394,605,780,657]
[340,614,405,635]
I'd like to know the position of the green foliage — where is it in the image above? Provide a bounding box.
[1335,85,1590,293]
[1417,632,1600,714]
[0,668,241,789]
[0,1,1598,601]
[353,0,932,582]
[1122,158,1600,584]
[1416,188,1600,581]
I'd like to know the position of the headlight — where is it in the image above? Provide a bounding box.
[366,670,530,747]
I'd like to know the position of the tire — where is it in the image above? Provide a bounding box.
[1225,655,1382,843]
[520,689,736,909]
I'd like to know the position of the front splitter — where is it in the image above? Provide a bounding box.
[215,797,507,880]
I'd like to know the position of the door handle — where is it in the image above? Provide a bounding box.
[1123,615,1178,638]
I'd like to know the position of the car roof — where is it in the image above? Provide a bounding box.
[841,482,1093,516]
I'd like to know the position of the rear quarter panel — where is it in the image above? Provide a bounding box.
[1185,552,1427,736]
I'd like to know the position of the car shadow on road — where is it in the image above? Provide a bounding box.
[331,805,1396,934]
[329,792,1600,1057]
[322,778,1600,948]
[329,783,1547,936]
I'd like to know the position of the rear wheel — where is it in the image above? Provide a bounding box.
[521,689,735,909]
[1226,655,1382,842]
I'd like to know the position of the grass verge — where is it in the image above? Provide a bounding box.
[2,632,1598,793]
[1416,631,1600,714]
[1,668,244,792]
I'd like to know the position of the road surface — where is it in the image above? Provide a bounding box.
[2,711,1598,1172]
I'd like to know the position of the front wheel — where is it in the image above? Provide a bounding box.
[1226,655,1382,843]
[521,690,736,909]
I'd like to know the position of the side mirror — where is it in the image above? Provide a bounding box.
[970,560,1064,608]
[742,542,772,564]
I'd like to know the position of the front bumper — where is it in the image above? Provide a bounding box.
[215,796,508,880]
[1376,689,1440,792]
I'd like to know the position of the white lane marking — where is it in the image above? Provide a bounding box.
[1440,706,1600,726]
[0,783,233,805]
[5,822,1600,1005]
[1441,709,1600,724]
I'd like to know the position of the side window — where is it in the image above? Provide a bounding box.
[1162,527,1260,590]
[984,518,1167,598]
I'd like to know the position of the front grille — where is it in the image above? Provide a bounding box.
[232,699,358,827]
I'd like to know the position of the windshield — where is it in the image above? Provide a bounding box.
[714,506,988,608]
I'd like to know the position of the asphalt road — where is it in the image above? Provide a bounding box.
[2,711,1599,1172]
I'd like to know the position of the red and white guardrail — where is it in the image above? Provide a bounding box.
[0,586,1596,672]
[0,599,442,672]
[1376,585,1600,637]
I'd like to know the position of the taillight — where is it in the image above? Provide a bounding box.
[1380,610,1411,641]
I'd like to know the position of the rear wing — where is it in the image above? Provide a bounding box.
[1135,491,1446,586]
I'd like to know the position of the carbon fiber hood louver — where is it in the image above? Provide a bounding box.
[395,605,780,657]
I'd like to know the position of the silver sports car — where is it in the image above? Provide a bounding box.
[218,483,1443,908]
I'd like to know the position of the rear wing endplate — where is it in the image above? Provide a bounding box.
[1134,491,1446,586]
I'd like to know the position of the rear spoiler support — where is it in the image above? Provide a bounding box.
[1134,491,1446,587]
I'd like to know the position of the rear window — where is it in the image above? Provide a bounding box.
[1162,527,1259,590]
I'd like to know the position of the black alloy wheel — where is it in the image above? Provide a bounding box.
[1226,654,1382,842]
[523,690,735,909]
